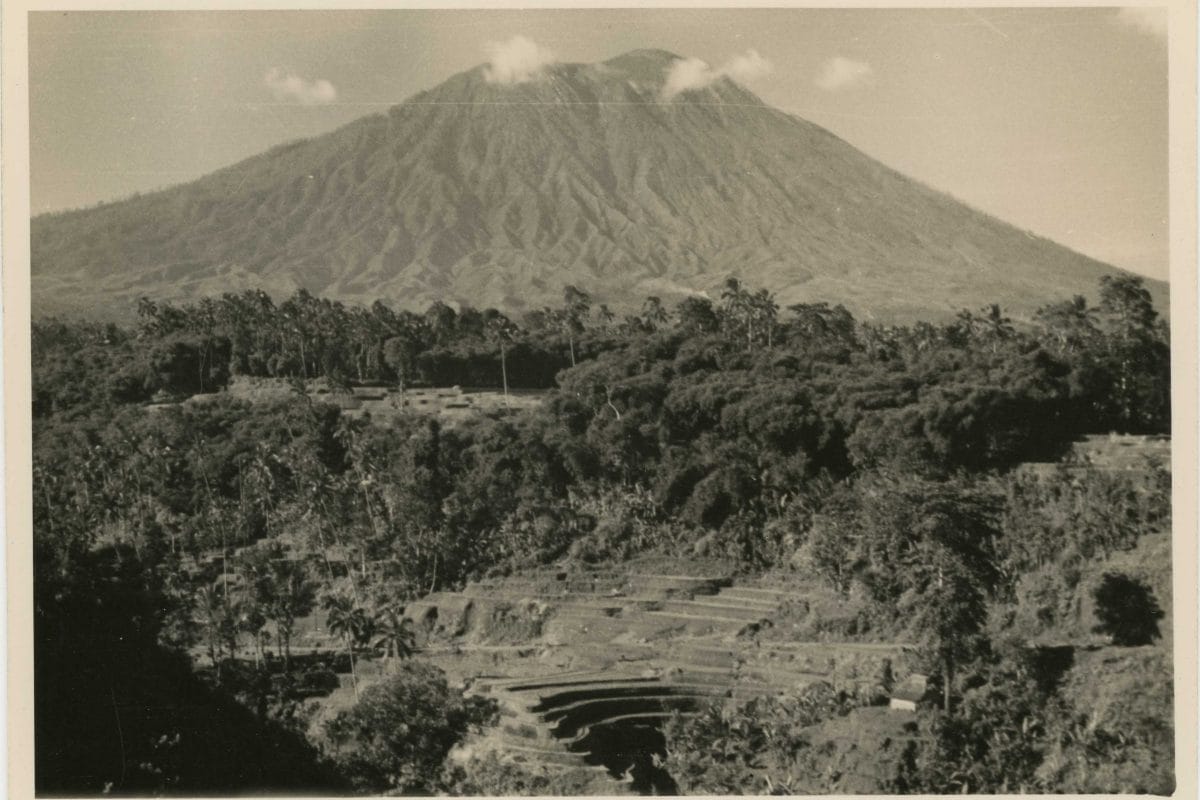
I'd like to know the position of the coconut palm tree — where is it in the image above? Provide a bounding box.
[374,609,417,665]
[221,594,243,661]
[640,296,669,331]
[1035,294,1097,355]
[484,311,518,405]
[196,584,237,681]
[323,593,373,698]
[720,277,751,346]
[237,593,269,669]
[267,558,317,674]
[196,584,224,670]
[749,289,779,348]
[562,285,592,366]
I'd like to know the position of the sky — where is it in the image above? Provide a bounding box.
[29,8,1169,280]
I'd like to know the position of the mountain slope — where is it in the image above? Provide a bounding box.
[31,49,1165,321]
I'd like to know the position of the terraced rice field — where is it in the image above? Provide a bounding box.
[408,566,913,791]
[199,376,548,424]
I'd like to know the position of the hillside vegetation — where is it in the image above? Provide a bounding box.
[32,276,1172,794]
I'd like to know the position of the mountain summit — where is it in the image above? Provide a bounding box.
[31,50,1162,320]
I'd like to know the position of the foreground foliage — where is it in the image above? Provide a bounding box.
[322,662,498,793]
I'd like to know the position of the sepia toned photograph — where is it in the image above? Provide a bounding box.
[8,4,1194,796]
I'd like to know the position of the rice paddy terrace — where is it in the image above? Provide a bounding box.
[203,376,547,424]
[1020,433,1171,478]
[403,566,913,792]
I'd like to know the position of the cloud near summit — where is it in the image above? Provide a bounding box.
[661,49,771,99]
[264,68,337,105]
[484,36,557,84]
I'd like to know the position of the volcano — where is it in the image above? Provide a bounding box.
[30,48,1164,321]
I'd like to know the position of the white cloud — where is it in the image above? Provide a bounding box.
[814,57,873,92]
[264,68,337,105]
[483,35,556,85]
[662,57,714,98]
[661,49,772,99]
[1115,7,1167,39]
[723,49,772,82]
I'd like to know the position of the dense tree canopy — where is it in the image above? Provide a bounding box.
[31,275,1172,795]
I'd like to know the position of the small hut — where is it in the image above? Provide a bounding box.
[888,673,930,712]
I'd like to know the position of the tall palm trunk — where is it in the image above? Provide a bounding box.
[280,622,292,674]
[500,342,509,406]
[428,551,439,595]
[346,635,359,699]
[943,657,953,711]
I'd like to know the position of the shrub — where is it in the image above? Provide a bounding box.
[893,655,1052,793]
[441,751,601,795]
[661,683,853,794]
[321,661,497,793]
[297,667,340,695]
[1092,572,1164,646]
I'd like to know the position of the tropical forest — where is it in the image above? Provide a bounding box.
[33,275,1172,795]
